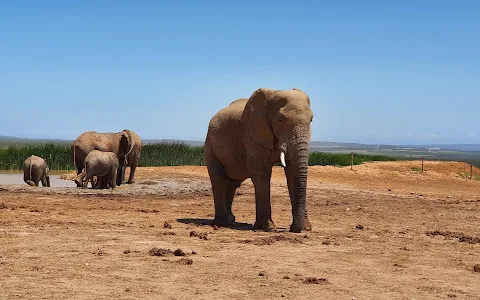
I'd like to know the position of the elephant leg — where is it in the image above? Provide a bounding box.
[224,179,241,223]
[74,171,86,188]
[83,174,91,188]
[110,166,117,189]
[98,176,107,189]
[116,159,125,186]
[206,157,230,226]
[284,165,312,231]
[251,171,275,231]
[41,175,47,187]
[127,157,138,184]
[74,162,84,186]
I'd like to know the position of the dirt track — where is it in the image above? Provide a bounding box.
[1,161,479,299]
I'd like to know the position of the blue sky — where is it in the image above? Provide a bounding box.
[1,1,478,145]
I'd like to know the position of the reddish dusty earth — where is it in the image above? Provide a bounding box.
[1,161,479,299]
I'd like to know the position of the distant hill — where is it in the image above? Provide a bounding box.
[1,136,480,158]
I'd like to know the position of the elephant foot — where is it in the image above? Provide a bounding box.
[227,213,236,223]
[213,216,230,227]
[127,179,135,184]
[74,179,83,187]
[253,219,276,232]
[303,219,313,231]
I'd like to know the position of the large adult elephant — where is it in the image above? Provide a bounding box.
[72,129,142,187]
[204,87,314,233]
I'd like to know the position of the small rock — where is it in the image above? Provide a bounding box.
[283,275,290,279]
[303,277,328,284]
[148,247,172,256]
[177,258,193,265]
[388,189,392,191]
[355,224,364,230]
[474,264,480,272]
[163,222,172,229]
[258,271,266,276]
[123,250,131,254]
[191,251,197,255]
[174,248,186,256]
[190,230,208,240]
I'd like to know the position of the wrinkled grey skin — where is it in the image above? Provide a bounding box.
[23,155,50,187]
[204,88,314,233]
[71,129,142,187]
[76,150,119,189]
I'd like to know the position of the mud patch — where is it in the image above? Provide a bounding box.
[240,234,309,246]
[426,231,480,244]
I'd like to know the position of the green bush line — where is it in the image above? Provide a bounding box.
[0,142,398,171]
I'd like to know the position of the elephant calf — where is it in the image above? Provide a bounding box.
[75,150,119,189]
[23,155,50,187]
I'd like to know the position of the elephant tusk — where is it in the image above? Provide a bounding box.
[280,151,286,168]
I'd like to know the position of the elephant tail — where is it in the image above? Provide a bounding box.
[73,145,76,172]
[29,155,33,182]
[26,155,35,186]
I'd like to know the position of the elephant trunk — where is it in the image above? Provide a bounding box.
[287,125,310,233]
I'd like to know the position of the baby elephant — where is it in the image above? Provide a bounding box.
[76,150,119,189]
[23,155,50,187]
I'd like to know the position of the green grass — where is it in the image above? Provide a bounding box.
[140,142,205,166]
[0,142,398,171]
[0,143,73,171]
[308,152,397,166]
[456,171,480,181]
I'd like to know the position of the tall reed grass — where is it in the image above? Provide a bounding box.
[0,142,397,170]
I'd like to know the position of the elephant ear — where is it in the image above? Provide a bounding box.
[241,88,274,149]
[122,129,136,157]
[119,131,130,156]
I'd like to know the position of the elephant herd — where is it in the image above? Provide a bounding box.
[22,88,314,233]
[23,129,142,189]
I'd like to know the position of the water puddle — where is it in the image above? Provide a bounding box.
[0,173,76,187]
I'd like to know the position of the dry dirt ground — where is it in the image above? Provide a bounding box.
[1,161,479,300]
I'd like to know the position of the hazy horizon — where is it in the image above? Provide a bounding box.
[2,134,480,148]
[1,1,478,145]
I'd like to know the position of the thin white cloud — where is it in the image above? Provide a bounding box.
[468,133,476,137]
[424,133,437,138]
